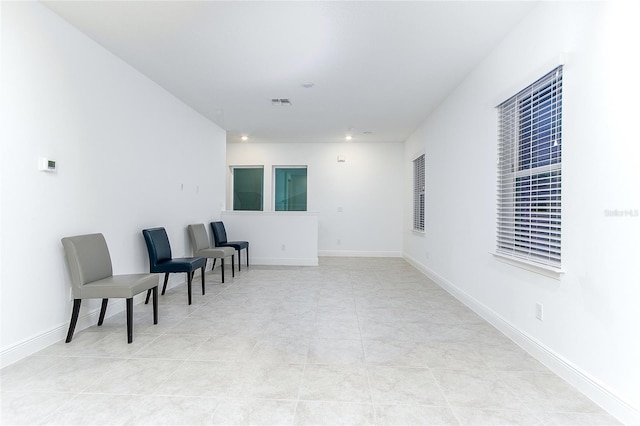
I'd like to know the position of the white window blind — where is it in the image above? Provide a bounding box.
[413,154,425,231]
[497,66,563,268]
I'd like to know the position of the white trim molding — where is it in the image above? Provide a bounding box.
[492,251,565,279]
[404,253,640,426]
[0,299,126,369]
[319,250,402,258]
[249,257,318,266]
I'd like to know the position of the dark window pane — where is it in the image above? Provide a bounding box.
[517,77,562,171]
[233,168,263,211]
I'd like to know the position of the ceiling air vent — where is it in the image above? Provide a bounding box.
[271,98,292,106]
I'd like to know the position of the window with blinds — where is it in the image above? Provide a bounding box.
[413,154,425,231]
[496,66,562,268]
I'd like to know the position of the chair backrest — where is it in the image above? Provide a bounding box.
[142,227,172,270]
[61,233,113,295]
[187,223,210,254]
[210,221,228,246]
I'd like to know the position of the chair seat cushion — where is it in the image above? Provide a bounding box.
[220,241,248,250]
[196,247,235,258]
[78,273,159,299]
[152,257,206,273]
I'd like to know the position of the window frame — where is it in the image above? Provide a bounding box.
[496,66,563,272]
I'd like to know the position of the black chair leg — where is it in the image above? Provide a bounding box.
[147,272,167,304]
[237,249,242,271]
[161,273,170,295]
[221,259,225,283]
[201,267,205,294]
[98,298,108,326]
[152,286,158,325]
[66,299,81,343]
[212,258,217,271]
[126,298,133,344]
[187,272,192,305]
[232,255,235,277]
[246,246,249,268]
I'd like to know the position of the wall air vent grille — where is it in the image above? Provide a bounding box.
[271,98,292,106]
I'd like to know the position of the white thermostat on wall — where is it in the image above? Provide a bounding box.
[39,157,57,173]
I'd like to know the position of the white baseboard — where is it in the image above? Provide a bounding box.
[0,288,157,370]
[249,257,318,266]
[403,253,640,426]
[1,323,68,369]
[0,268,261,369]
[318,250,402,258]
[1,298,125,369]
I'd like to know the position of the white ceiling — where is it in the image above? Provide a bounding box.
[43,1,537,144]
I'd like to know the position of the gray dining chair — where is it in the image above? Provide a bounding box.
[188,223,235,283]
[61,233,159,343]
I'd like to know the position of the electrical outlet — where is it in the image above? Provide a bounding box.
[536,303,544,321]
[337,239,341,245]
[281,244,286,251]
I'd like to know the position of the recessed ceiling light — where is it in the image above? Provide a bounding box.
[345,135,352,141]
[241,135,248,141]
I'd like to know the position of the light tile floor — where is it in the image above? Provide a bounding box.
[1,257,622,425]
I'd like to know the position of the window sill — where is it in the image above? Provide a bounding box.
[492,252,565,279]
[223,210,319,216]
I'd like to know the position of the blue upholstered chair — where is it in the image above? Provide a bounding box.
[211,221,249,271]
[142,227,206,305]
[61,233,158,343]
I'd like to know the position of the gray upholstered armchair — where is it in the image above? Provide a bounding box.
[61,233,159,344]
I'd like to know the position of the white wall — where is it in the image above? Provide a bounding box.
[0,2,226,366]
[221,211,318,266]
[227,141,403,257]
[403,1,640,423]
